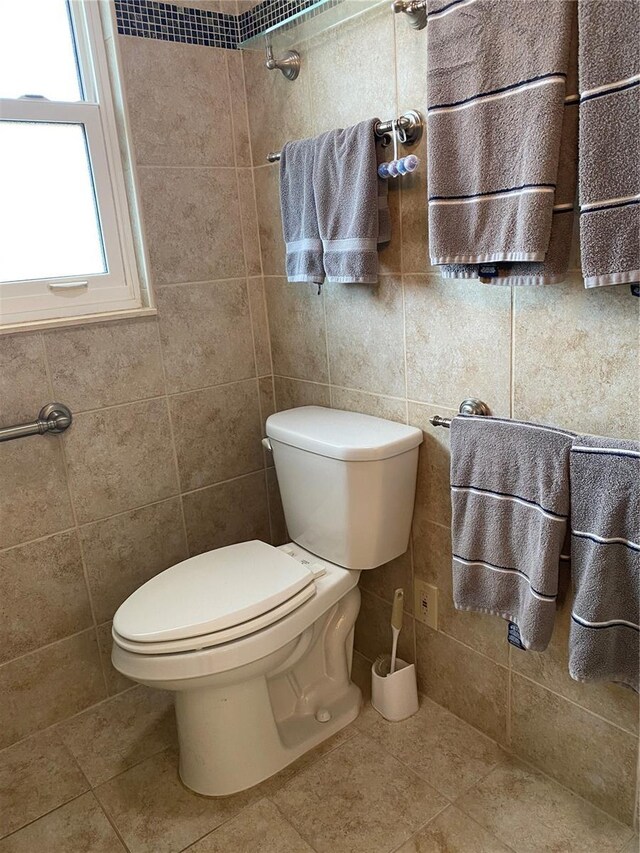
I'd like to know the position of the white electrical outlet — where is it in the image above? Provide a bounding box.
[414,580,438,630]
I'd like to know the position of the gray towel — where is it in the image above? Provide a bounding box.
[426,0,575,271]
[313,119,387,284]
[568,435,640,691]
[577,0,640,288]
[450,415,575,651]
[279,136,324,285]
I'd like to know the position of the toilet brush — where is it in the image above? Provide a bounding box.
[389,588,404,674]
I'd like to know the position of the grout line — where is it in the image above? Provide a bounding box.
[38,334,110,696]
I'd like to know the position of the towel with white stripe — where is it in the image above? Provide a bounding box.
[450,415,575,651]
[568,435,639,691]
[425,0,577,281]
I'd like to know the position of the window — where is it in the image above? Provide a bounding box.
[0,0,147,329]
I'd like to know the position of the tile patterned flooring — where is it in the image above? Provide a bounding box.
[1,672,637,853]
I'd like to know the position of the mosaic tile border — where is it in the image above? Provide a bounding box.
[115,0,344,50]
[115,1,238,49]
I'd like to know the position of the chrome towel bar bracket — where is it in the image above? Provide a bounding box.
[266,109,424,162]
[430,399,491,429]
[391,0,427,30]
[0,403,72,443]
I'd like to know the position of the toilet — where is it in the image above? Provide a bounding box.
[112,406,423,796]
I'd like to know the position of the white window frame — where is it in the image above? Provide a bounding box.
[0,0,149,331]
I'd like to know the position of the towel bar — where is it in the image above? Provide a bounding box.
[266,110,424,162]
[430,399,491,428]
[0,403,72,443]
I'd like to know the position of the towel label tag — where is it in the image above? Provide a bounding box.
[507,622,526,650]
[478,264,500,279]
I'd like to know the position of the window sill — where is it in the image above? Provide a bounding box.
[0,305,157,336]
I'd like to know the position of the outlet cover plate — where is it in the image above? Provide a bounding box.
[415,580,438,630]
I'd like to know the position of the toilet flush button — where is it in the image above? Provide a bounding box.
[315,709,331,723]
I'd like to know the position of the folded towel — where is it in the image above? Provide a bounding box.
[577,0,640,288]
[426,0,575,271]
[568,435,640,691]
[313,119,387,284]
[279,136,324,285]
[450,415,575,651]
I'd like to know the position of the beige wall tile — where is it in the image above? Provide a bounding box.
[94,748,257,853]
[306,7,397,135]
[57,686,176,787]
[96,622,133,696]
[404,275,511,414]
[247,277,272,376]
[513,279,640,438]
[185,799,314,853]
[356,697,505,801]
[399,137,429,274]
[394,14,429,120]
[170,380,263,491]
[396,805,512,853]
[253,167,286,276]
[138,167,245,285]
[408,402,456,529]
[274,376,331,411]
[271,733,447,853]
[415,622,508,744]
[266,468,288,546]
[379,181,402,275]
[45,319,164,412]
[226,51,252,167]
[118,36,229,167]
[237,170,262,277]
[511,594,638,735]
[80,498,188,625]
[511,673,638,824]
[359,549,413,613]
[265,278,328,381]
[0,630,106,748]
[64,399,179,524]
[0,438,73,550]
[183,471,270,556]
[258,375,276,433]
[325,277,406,397]
[458,757,632,853]
[0,333,49,424]
[243,49,311,166]
[156,279,255,394]
[0,729,88,838]
[0,531,92,664]
[412,519,509,665]
[330,386,406,422]
[355,589,415,664]
[0,791,126,852]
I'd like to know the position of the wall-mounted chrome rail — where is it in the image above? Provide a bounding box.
[391,0,427,30]
[430,399,491,429]
[266,110,424,162]
[0,403,72,443]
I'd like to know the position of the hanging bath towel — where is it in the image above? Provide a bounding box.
[577,0,640,287]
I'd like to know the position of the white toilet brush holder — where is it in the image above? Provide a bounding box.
[371,657,419,722]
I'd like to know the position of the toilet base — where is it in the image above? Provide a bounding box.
[177,680,361,796]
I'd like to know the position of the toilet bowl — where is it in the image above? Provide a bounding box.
[112,406,423,796]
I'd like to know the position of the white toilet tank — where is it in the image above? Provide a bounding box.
[266,407,423,570]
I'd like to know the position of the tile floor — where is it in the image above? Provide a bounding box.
[1,663,637,853]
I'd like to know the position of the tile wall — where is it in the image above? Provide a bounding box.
[241,5,640,826]
[0,2,277,749]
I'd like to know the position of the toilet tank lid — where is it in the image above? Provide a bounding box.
[266,406,423,461]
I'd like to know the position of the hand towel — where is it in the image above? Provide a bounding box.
[577,0,640,288]
[279,136,324,285]
[313,119,387,284]
[568,435,640,691]
[425,0,575,273]
[450,415,575,651]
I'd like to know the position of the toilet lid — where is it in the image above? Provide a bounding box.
[113,540,317,644]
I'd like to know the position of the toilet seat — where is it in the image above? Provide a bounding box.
[113,540,319,652]
[112,583,316,655]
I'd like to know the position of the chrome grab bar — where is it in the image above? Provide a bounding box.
[0,403,72,443]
